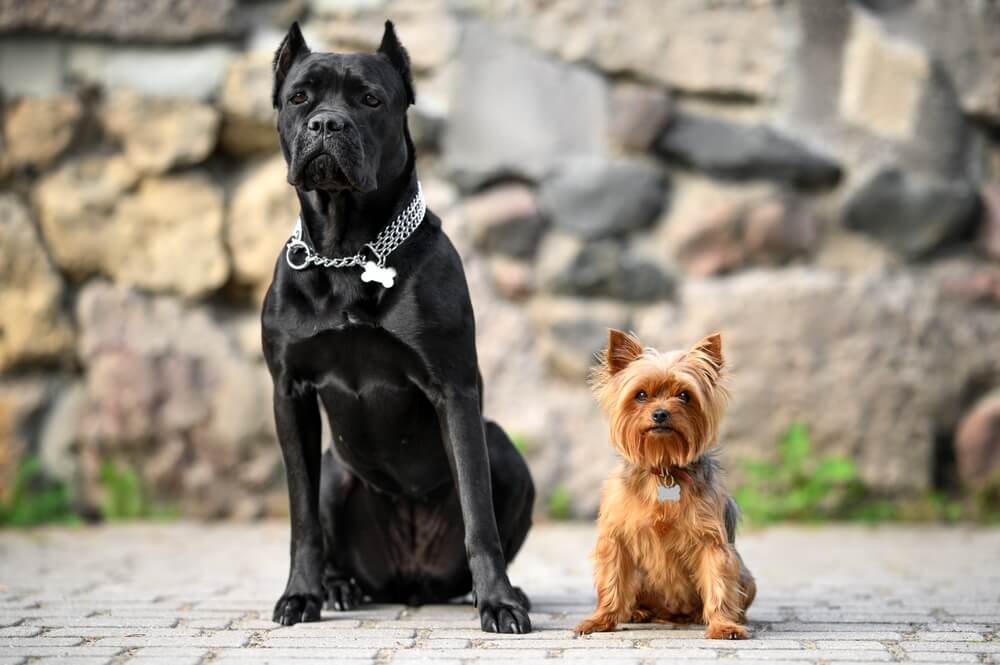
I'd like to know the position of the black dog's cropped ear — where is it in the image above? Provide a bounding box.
[377,20,415,105]
[273,22,311,109]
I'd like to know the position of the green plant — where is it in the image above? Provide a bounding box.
[99,461,147,520]
[0,457,79,527]
[735,423,869,524]
[509,433,531,457]
[547,484,573,520]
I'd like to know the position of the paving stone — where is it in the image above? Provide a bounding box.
[214,647,378,660]
[126,647,210,658]
[0,524,996,662]
[734,649,891,660]
[93,632,251,647]
[0,627,40,637]
[0,647,121,658]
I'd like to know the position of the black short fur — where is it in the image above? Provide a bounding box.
[262,21,534,633]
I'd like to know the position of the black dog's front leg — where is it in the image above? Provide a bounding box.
[272,384,325,625]
[439,387,531,634]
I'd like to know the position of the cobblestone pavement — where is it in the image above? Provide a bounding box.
[0,523,998,664]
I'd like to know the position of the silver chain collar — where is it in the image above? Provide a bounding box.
[285,182,425,281]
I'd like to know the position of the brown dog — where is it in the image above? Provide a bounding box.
[575,330,756,639]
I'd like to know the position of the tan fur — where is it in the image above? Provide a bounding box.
[576,330,756,640]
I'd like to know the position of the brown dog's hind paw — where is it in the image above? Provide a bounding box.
[575,615,617,635]
[705,622,749,639]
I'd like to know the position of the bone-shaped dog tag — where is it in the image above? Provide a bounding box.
[361,261,396,288]
[657,483,681,503]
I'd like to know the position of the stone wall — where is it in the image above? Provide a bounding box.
[1,0,998,519]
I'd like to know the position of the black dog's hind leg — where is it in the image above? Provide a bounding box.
[484,420,534,611]
[271,385,325,625]
[319,449,365,611]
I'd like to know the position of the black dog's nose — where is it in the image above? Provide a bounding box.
[651,409,670,424]
[308,111,344,133]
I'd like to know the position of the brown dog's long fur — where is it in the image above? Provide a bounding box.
[575,330,756,639]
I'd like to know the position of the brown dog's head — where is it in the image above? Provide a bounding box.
[591,329,728,469]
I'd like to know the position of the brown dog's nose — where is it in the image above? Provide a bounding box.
[651,409,670,424]
[308,111,344,133]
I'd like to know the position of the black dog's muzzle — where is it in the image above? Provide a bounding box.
[287,110,375,192]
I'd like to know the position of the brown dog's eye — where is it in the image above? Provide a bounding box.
[289,92,308,105]
[678,391,691,403]
[635,390,647,402]
[362,93,381,108]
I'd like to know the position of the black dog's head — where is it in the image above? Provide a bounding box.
[272,21,415,193]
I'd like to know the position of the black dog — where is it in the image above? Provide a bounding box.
[261,21,535,633]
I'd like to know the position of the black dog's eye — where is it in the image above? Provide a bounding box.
[289,92,308,105]
[635,390,647,403]
[678,391,691,403]
[362,93,381,108]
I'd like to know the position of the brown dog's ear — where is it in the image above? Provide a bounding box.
[606,329,644,374]
[691,332,724,371]
[378,20,415,105]
[273,22,311,109]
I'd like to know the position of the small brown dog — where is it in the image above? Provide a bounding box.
[575,329,756,639]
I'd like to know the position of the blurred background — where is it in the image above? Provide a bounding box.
[0,0,998,526]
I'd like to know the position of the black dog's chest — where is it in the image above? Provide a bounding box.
[285,323,449,496]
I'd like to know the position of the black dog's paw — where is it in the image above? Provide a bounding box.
[511,586,532,612]
[323,575,363,611]
[273,592,322,626]
[476,589,532,634]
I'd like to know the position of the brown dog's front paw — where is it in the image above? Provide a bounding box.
[705,621,749,640]
[575,614,617,635]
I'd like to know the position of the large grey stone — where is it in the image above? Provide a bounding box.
[34,153,140,279]
[442,22,607,188]
[776,2,976,179]
[843,167,980,259]
[864,0,1000,125]
[608,81,673,152]
[634,269,1000,493]
[0,0,245,42]
[38,166,225,297]
[103,92,220,174]
[68,43,233,101]
[655,113,843,188]
[219,52,278,156]
[227,155,299,292]
[493,0,784,99]
[109,174,229,298]
[75,282,274,518]
[463,184,545,259]
[0,37,66,97]
[0,195,74,372]
[979,184,1000,261]
[537,233,675,302]
[662,187,821,277]
[955,391,1000,489]
[3,94,82,171]
[0,376,59,495]
[539,158,668,240]
[528,297,631,381]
